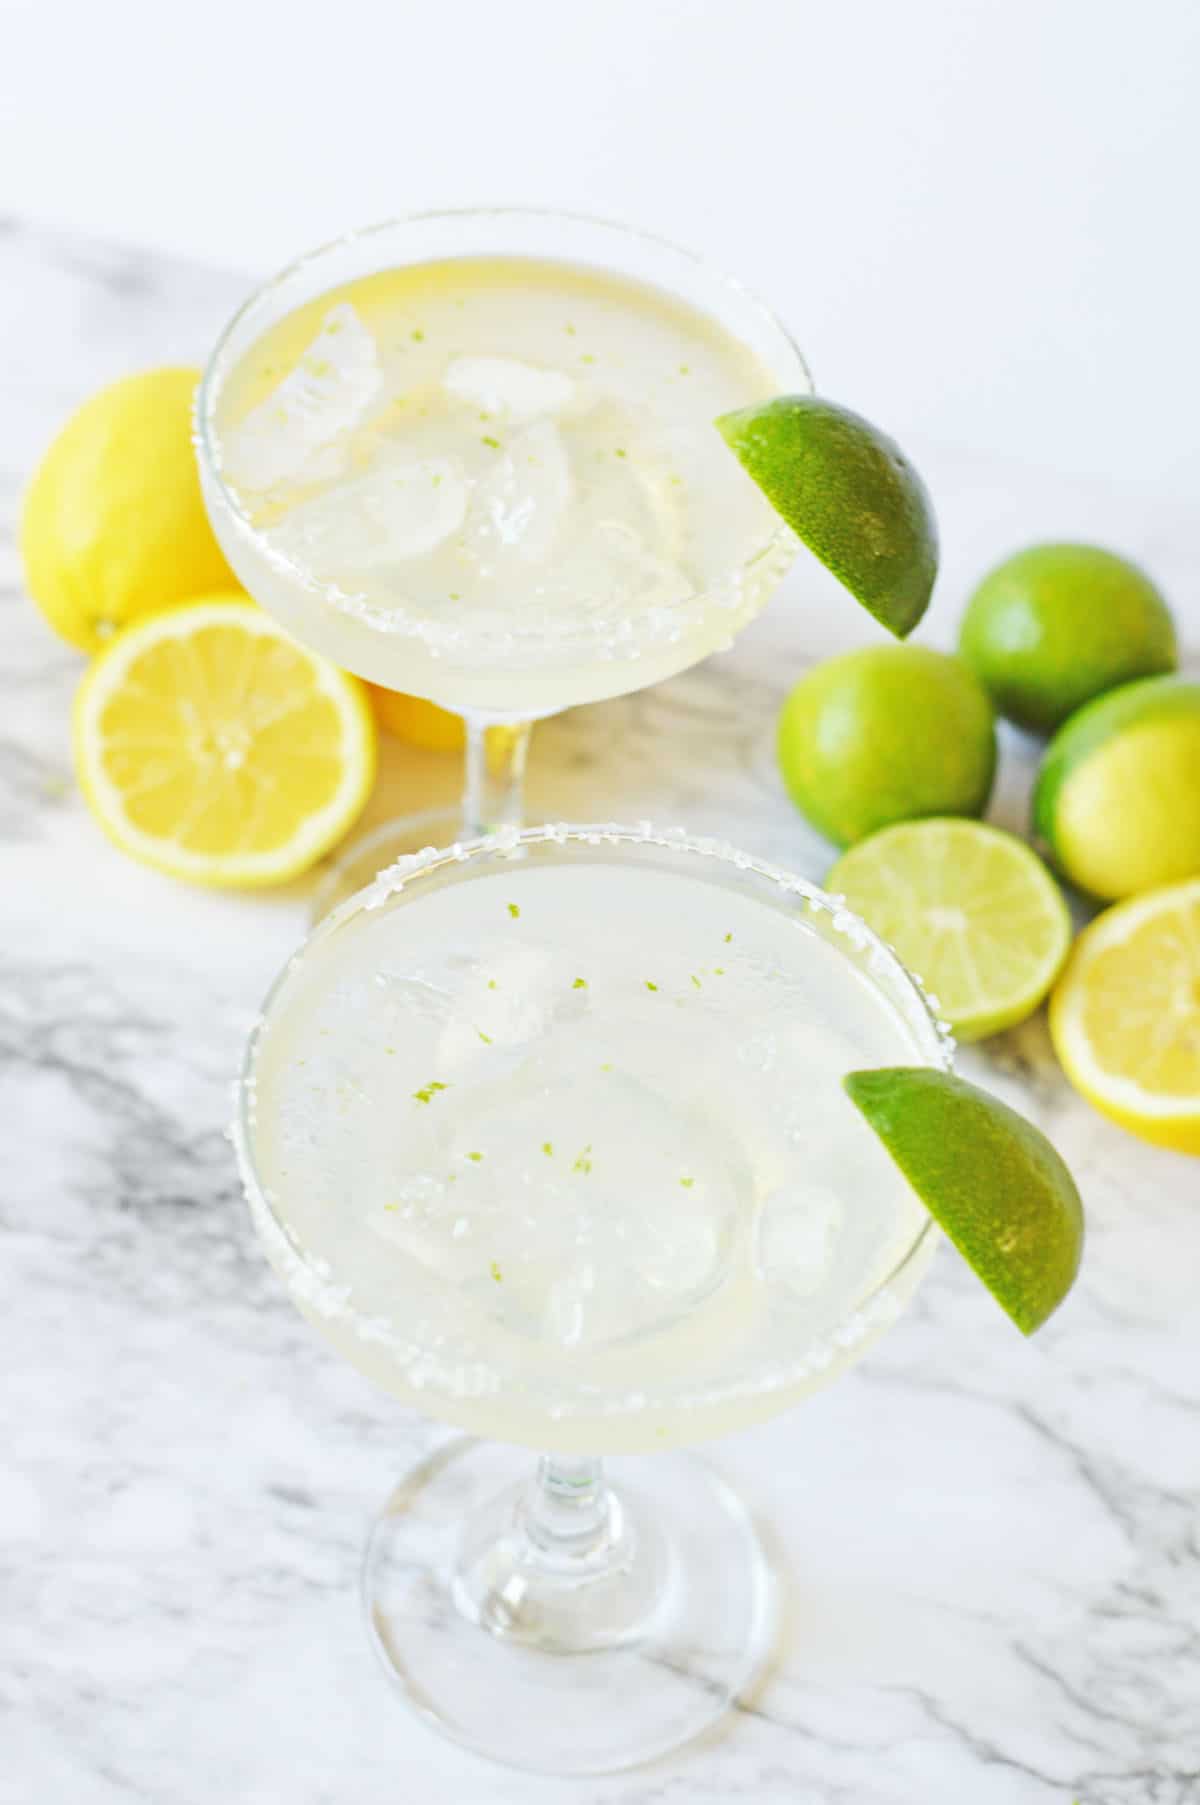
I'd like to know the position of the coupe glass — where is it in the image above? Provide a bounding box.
[195,211,809,911]
[234,824,951,1774]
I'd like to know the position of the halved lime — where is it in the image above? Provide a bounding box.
[1033,674,1200,901]
[828,818,1070,1040]
[715,395,937,637]
[845,1066,1084,1334]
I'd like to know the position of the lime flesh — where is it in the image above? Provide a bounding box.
[845,1067,1084,1334]
[1033,674,1200,900]
[828,819,1071,1040]
[716,395,937,638]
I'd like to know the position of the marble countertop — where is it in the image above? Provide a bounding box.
[3,217,1198,1805]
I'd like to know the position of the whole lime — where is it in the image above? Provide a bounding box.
[1033,674,1200,899]
[777,646,996,847]
[959,543,1176,733]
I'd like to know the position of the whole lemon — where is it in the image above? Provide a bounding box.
[367,685,466,752]
[21,367,236,652]
[777,645,997,847]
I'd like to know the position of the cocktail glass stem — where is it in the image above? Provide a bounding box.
[462,717,533,838]
[362,1433,775,1771]
[524,1454,610,1554]
[308,713,536,914]
[452,1450,660,1651]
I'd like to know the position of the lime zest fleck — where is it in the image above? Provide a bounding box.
[691,974,702,989]
[482,435,501,449]
[477,1029,493,1045]
[679,1176,694,1188]
[490,1261,503,1282]
[724,932,733,943]
[614,448,627,459]
[413,1081,449,1105]
[383,1202,399,1213]
[678,364,690,375]
[572,1144,593,1175]
[573,977,588,989]
[487,978,498,989]
[600,1062,613,1072]
[714,967,725,976]
[542,1141,554,1157]
[411,328,425,342]
[507,902,520,919]
[580,353,596,364]
[466,1151,483,1163]
[645,980,658,992]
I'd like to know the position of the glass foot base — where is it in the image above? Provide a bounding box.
[311,808,474,920]
[362,1437,776,1775]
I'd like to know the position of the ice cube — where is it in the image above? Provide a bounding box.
[633,1199,722,1294]
[541,1267,592,1346]
[464,421,572,566]
[755,1183,842,1296]
[272,455,468,570]
[223,303,381,493]
[443,356,576,423]
[545,498,689,614]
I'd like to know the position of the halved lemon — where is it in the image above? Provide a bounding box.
[1049,879,1200,1153]
[74,596,375,886]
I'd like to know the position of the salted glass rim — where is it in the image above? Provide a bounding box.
[234,822,953,1422]
[194,206,811,656]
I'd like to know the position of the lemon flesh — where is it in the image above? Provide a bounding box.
[74,597,375,887]
[1050,878,1200,1154]
[829,819,1071,1040]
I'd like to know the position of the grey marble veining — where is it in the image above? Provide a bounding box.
[3,217,1199,1805]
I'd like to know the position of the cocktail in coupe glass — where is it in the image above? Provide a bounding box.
[235,824,951,1774]
[195,211,808,905]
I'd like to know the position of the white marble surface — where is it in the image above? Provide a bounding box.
[3,217,1199,1804]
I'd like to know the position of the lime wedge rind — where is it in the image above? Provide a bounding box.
[844,1065,1084,1335]
[716,395,938,639]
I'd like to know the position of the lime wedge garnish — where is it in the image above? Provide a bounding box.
[844,1066,1084,1334]
[716,395,937,637]
[828,819,1071,1040]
